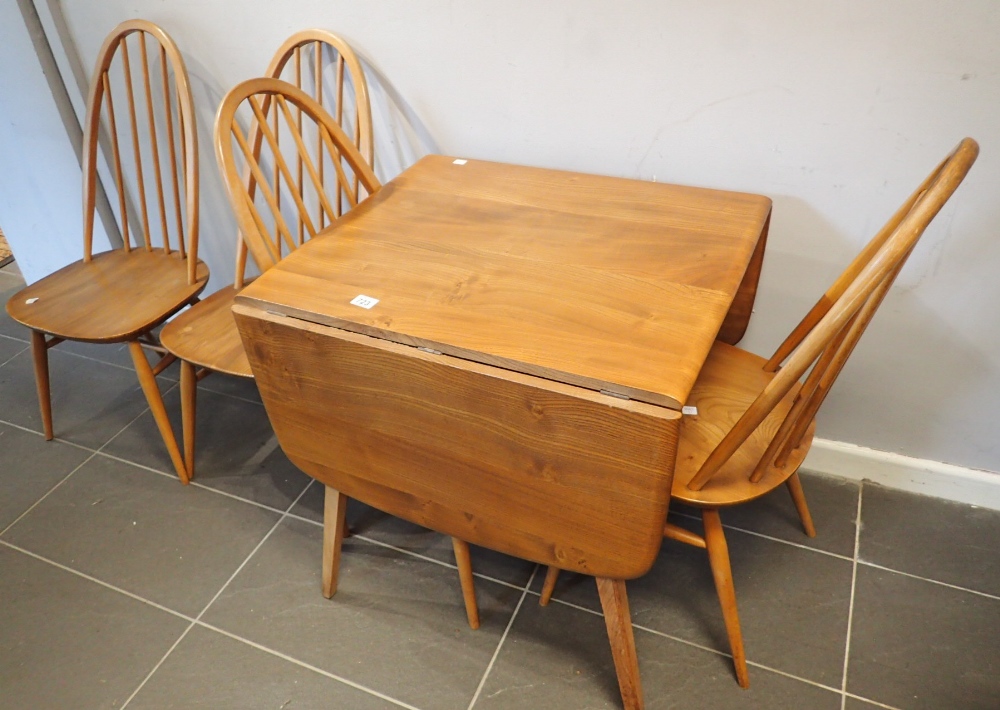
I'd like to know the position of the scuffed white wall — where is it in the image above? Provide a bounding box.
[18,1,1000,473]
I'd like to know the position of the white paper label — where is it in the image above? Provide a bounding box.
[453,158,468,165]
[682,405,698,416]
[25,298,38,304]
[349,294,379,309]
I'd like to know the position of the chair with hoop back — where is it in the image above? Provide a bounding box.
[5,20,207,483]
[537,138,979,688]
[161,30,373,480]
[211,75,483,630]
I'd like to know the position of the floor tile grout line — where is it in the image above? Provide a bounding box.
[841,485,864,709]
[3,536,878,710]
[195,478,314,620]
[671,509,855,562]
[856,560,1000,601]
[0,415,530,595]
[0,337,264,404]
[279,506,532,594]
[192,620,424,710]
[12,404,993,602]
[0,389,164,537]
[350,532,531,593]
[119,477,316,709]
[0,342,29,368]
[96,381,180,453]
[844,691,902,709]
[118,623,198,709]
[0,536,425,710]
[528,586,855,699]
[0,451,98,537]
[0,332,29,343]
[0,416,300,519]
[0,540,196,624]
[466,565,539,710]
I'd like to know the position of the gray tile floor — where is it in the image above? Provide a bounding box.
[1,262,998,709]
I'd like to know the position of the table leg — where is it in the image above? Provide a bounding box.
[596,577,644,710]
[322,486,348,598]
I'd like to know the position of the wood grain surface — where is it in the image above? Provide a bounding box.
[238,155,770,409]
[6,249,208,342]
[234,304,679,579]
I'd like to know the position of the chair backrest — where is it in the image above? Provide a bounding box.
[215,77,381,280]
[687,138,979,491]
[82,20,200,285]
[230,31,373,288]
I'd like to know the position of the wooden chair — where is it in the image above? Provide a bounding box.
[4,20,207,483]
[160,30,372,480]
[210,76,482,629]
[538,138,979,688]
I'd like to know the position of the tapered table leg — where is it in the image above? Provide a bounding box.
[322,485,348,598]
[596,577,644,710]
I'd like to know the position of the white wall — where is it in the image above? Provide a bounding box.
[0,0,112,284]
[15,1,1000,475]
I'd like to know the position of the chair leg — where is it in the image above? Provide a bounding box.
[30,330,54,440]
[539,566,560,606]
[180,360,197,480]
[785,471,817,537]
[596,577,644,710]
[451,538,480,630]
[702,508,749,689]
[322,485,348,598]
[128,341,188,484]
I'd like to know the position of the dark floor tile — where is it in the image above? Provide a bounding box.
[197,371,262,402]
[1,455,280,616]
[127,625,402,709]
[476,599,842,709]
[717,470,860,557]
[535,526,852,687]
[203,517,524,710]
[56,339,148,370]
[0,348,161,449]
[292,480,537,588]
[848,565,1000,709]
[104,385,311,510]
[0,423,91,530]
[0,277,29,340]
[859,483,1000,596]
[304,482,538,589]
[0,545,189,709]
[0,335,26,365]
[844,697,892,709]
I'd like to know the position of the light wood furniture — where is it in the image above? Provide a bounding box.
[539,138,980,689]
[5,20,207,482]
[232,154,773,709]
[160,30,373,479]
[202,77,481,629]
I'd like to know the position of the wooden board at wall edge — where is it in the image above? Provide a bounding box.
[234,301,680,580]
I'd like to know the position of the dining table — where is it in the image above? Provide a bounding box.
[232,154,771,709]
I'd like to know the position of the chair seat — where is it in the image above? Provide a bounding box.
[672,341,815,508]
[160,285,252,377]
[5,249,208,343]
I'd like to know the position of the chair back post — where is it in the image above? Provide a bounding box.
[231,31,373,288]
[215,78,381,276]
[81,20,199,285]
[764,149,959,373]
[687,138,978,492]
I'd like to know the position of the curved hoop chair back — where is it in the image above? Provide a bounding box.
[215,77,381,280]
[230,31,373,287]
[83,19,200,285]
[686,137,979,493]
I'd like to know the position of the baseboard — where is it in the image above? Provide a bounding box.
[803,439,1000,511]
